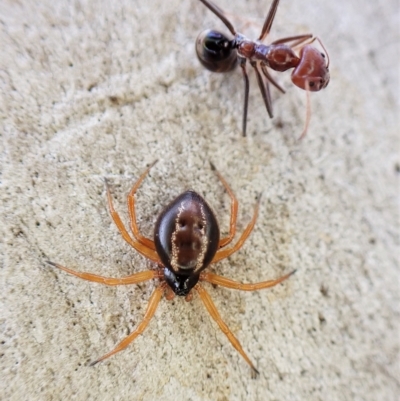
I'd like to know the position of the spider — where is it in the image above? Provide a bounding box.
[47,161,295,376]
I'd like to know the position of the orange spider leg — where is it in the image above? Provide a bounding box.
[105,179,160,263]
[210,162,238,248]
[212,196,260,264]
[195,284,259,377]
[165,286,175,301]
[200,270,296,291]
[90,283,166,366]
[47,261,160,285]
[127,161,158,250]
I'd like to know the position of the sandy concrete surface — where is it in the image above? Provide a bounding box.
[1,0,398,400]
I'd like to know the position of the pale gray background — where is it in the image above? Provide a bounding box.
[0,0,398,400]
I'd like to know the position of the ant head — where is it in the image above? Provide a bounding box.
[196,29,237,73]
[291,45,330,91]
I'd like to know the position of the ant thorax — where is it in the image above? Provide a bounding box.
[235,34,299,73]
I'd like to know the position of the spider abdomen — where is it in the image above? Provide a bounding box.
[154,191,220,286]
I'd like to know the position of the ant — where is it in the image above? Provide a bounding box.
[196,0,330,138]
[47,161,295,377]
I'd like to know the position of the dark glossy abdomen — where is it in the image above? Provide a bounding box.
[154,191,220,275]
[196,30,238,73]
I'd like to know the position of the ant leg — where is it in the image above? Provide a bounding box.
[271,33,313,47]
[195,284,259,377]
[105,179,160,263]
[200,270,296,291]
[239,58,250,137]
[212,195,260,264]
[251,62,273,118]
[126,161,158,250]
[258,0,280,42]
[209,162,238,248]
[198,0,236,36]
[260,65,285,94]
[90,283,165,366]
[46,261,161,285]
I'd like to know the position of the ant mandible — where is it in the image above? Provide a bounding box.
[47,161,295,377]
[196,0,330,138]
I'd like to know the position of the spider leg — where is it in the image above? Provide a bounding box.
[212,195,260,264]
[209,162,238,249]
[195,283,259,377]
[251,61,273,118]
[127,161,158,250]
[165,286,175,301]
[90,283,165,366]
[258,0,280,42]
[200,270,296,291]
[198,0,236,36]
[239,57,250,137]
[105,179,161,264]
[46,261,160,285]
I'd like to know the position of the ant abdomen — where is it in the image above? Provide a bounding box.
[196,29,237,73]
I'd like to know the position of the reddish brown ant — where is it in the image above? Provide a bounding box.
[196,0,330,138]
[47,161,295,376]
